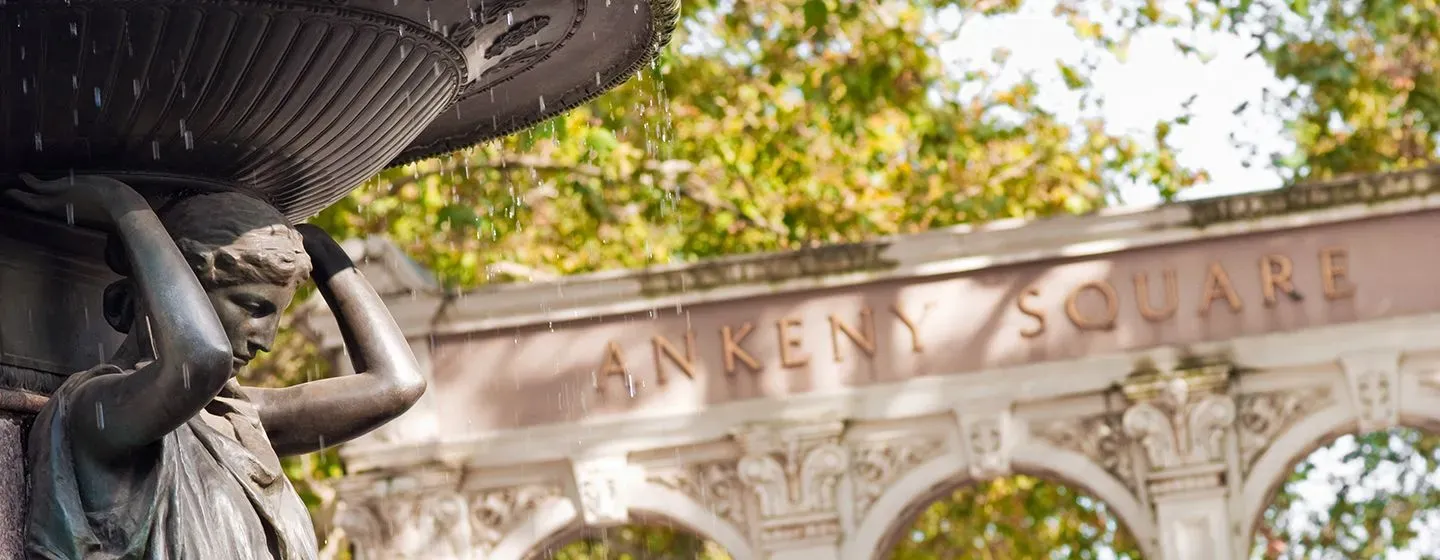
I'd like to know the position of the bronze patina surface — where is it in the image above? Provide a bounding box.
[1,0,679,219]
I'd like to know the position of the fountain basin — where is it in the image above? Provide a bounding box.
[1,0,679,219]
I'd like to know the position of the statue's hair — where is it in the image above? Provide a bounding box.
[157,192,312,288]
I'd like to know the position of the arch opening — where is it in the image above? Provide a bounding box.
[882,473,1145,560]
[524,512,734,560]
[1251,426,1440,559]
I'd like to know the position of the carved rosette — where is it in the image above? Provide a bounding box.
[648,460,748,529]
[849,435,946,520]
[1235,387,1333,474]
[1034,414,1138,494]
[733,421,849,549]
[337,483,564,559]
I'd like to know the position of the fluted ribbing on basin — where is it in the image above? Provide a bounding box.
[0,0,678,219]
[1,2,464,219]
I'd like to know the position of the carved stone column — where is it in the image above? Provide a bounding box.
[1121,364,1237,560]
[733,421,848,560]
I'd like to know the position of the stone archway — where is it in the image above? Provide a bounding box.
[1239,384,1440,550]
[842,443,1159,560]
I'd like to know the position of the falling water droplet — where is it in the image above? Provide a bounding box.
[93,86,102,107]
[32,132,42,151]
[506,11,513,25]
[95,402,105,430]
[151,140,160,160]
[538,96,546,111]
[64,203,74,225]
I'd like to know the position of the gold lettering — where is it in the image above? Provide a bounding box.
[597,341,631,395]
[777,318,810,368]
[1260,254,1295,307]
[1017,287,1046,338]
[1199,261,1243,315]
[1065,281,1119,330]
[829,307,876,362]
[1320,247,1355,300]
[721,323,761,375]
[1133,269,1179,322]
[891,303,933,353]
[651,331,697,385]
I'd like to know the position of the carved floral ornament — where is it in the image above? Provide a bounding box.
[1235,387,1334,474]
[849,435,947,520]
[647,461,749,529]
[333,484,565,559]
[1034,414,1139,494]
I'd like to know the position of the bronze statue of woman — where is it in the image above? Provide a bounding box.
[9,174,426,559]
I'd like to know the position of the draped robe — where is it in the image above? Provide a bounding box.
[25,364,318,559]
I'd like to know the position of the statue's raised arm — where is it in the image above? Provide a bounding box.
[9,174,235,459]
[245,225,427,456]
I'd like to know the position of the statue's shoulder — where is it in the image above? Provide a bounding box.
[45,363,129,406]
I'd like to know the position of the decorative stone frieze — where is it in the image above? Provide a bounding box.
[1339,350,1402,433]
[849,435,946,520]
[336,483,565,559]
[1235,387,1334,474]
[647,460,749,529]
[733,421,849,550]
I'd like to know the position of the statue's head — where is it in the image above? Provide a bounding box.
[106,191,312,372]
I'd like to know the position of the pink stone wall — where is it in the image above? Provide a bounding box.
[432,210,1440,432]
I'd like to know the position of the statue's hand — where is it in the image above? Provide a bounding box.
[6,174,146,225]
[295,223,355,284]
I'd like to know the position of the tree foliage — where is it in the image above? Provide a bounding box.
[307,0,1203,289]
[249,0,1440,557]
[1255,428,1440,559]
[892,475,1140,560]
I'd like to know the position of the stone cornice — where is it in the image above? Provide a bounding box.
[297,166,1440,348]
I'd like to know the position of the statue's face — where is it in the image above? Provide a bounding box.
[206,282,298,373]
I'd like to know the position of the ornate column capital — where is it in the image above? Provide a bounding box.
[732,420,849,551]
[1121,363,1239,560]
[569,456,640,527]
[1120,363,1235,495]
[1339,349,1401,433]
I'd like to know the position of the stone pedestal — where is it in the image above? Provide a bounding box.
[0,412,29,558]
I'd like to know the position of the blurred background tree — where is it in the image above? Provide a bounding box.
[244,0,1440,558]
